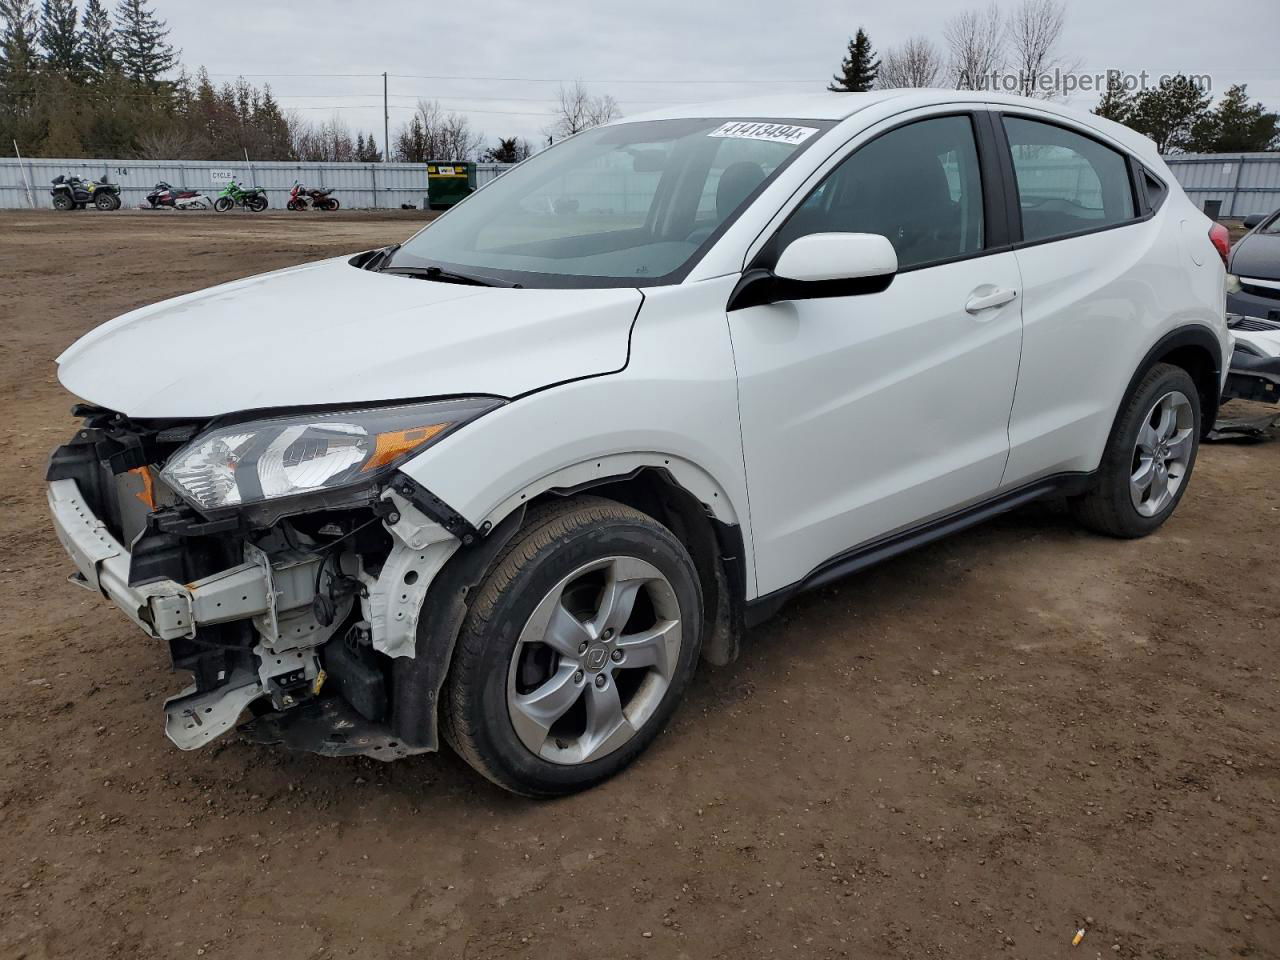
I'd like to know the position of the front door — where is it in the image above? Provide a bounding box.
[729,113,1024,596]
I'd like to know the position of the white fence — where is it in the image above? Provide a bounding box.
[0,156,512,210]
[4,152,1278,218]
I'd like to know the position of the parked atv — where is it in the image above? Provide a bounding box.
[50,174,121,211]
[213,180,268,212]
[287,181,340,211]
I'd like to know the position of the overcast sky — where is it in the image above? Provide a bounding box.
[162,0,1280,153]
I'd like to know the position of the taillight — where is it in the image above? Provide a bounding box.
[1208,222,1230,267]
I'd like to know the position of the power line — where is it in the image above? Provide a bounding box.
[202,70,819,84]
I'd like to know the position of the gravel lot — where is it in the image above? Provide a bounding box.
[0,210,1276,960]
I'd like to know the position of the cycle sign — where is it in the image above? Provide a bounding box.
[209,169,235,184]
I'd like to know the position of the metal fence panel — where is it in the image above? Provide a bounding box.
[3,152,1277,216]
[0,156,517,210]
[1163,153,1280,218]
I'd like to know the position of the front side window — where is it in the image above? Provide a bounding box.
[1003,116,1136,243]
[389,118,830,287]
[770,115,986,271]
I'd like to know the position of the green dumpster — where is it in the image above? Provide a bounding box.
[426,161,476,210]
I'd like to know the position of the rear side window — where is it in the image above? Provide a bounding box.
[1003,116,1136,243]
[771,115,985,271]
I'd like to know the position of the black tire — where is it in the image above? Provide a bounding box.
[94,192,115,210]
[249,195,268,212]
[213,197,232,212]
[442,496,703,797]
[325,197,340,211]
[1072,362,1201,538]
[52,193,73,211]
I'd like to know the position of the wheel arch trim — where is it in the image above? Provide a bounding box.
[477,452,744,534]
[1121,324,1224,438]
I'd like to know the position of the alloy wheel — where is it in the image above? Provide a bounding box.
[1130,389,1195,517]
[505,556,682,765]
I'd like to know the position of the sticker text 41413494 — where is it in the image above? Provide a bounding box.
[707,121,818,145]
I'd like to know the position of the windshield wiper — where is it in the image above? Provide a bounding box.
[381,263,521,288]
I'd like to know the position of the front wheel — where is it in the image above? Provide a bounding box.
[1072,363,1201,538]
[324,197,340,211]
[52,193,73,211]
[443,497,703,797]
[94,192,115,210]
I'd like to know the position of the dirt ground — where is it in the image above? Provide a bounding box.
[0,210,1276,960]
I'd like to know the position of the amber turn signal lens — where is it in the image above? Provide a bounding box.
[360,424,448,473]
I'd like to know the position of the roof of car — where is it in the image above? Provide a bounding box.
[618,88,1162,165]
[619,90,910,123]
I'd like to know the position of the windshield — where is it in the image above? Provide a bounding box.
[388,118,831,287]
[1260,212,1280,235]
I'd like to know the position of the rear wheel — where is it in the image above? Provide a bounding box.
[1072,363,1201,538]
[52,193,73,211]
[249,195,268,212]
[443,497,703,797]
[213,197,232,212]
[94,192,115,210]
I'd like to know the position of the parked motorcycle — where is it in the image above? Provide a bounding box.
[50,174,122,211]
[287,181,340,211]
[213,180,268,212]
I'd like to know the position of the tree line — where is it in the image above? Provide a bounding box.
[0,0,540,161]
[827,0,1278,153]
[3,0,1274,163]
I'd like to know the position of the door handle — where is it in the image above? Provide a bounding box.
[965,286,1018,315]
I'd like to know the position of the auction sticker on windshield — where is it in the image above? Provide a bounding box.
[708,121,817,145]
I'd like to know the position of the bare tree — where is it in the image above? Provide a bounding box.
[549,81,620,139]
[1005,0,1074,99]
[292,114,357,162]
[392,100,483,161]
[876,36,944,89]
[943,3,1004,90]
[135,127,197,160]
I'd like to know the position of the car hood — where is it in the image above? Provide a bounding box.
[1230,232,1280,280]
[56,256,642,418]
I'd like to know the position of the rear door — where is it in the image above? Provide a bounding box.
[994,113,1161,487]
[729,111,1025,596]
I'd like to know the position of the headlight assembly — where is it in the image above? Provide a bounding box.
[161,397,503,512]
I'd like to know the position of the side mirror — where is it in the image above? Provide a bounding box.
[774,232,898,283]
[729,232,898,311]
[1242,213,1265,230]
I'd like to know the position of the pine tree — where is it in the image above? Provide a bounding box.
[1093,71,1133,124]
[80,0,112,77]
[113,0,175,86]
[38,0,80,76]
[0,0,39,82]
[1126,74,1210,153]
[828,28,879,92]
[1188,84,1279,153]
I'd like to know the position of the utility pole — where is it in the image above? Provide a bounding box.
[383,72,390,162]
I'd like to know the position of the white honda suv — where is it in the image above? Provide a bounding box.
[48,91,1229,795]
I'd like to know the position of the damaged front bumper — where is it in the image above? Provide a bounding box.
[46,429,472,759]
